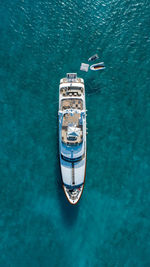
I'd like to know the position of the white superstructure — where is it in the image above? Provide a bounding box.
[58,73,86,204]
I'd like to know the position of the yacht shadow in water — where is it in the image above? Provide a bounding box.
[85,77,102,96]
[55,122,79,227]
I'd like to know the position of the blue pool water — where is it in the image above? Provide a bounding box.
[0,0,150,266]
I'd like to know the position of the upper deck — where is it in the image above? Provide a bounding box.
[61,99,83,111]
[61,112,83,145]
[59,73,85,103]
[59,79,85,111]
[59,74,85,146]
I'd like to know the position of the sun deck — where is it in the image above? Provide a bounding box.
[61,99,83,111]
[61,112,83,145]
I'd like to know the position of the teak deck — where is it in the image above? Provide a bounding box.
[61,99,83,110]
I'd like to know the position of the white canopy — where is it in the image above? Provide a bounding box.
[67,126,80,138]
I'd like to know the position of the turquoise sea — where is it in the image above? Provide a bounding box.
[0,0,150,266]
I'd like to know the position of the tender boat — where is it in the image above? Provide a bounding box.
[88,54,99,61]
[58,73,86,205]
[90,62,105,71]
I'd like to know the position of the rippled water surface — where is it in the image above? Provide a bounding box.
[0,0,150,266]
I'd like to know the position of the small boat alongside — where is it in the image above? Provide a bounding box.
[90,62,105,71]
[88,54,99,61]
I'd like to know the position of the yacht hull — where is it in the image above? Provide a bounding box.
[58,73,86,205]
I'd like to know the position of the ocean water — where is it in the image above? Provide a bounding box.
[0,0,150,266]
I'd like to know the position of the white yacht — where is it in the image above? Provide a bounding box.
[58,73,86,205]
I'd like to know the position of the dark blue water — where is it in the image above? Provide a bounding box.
[0,0,150,266]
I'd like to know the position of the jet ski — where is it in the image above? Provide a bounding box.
[88,54,99,62]
[90,62,105,71]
